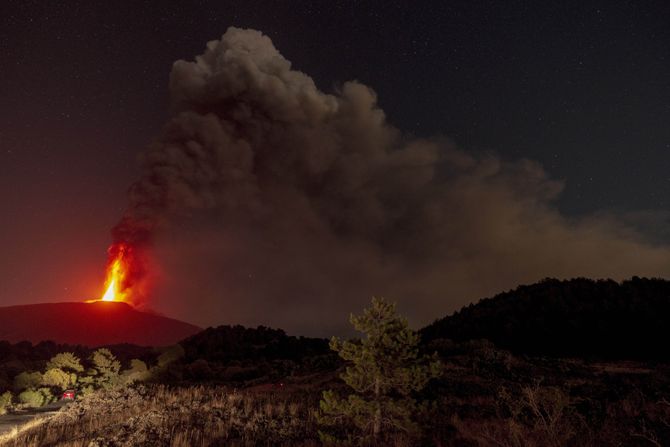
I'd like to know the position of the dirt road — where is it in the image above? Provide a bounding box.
[0,400,69,438]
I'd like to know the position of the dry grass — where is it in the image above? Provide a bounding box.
[0,385,321,447]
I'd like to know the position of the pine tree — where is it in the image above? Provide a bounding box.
[319,297,442,446]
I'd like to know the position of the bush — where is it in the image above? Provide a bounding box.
[19,389,45,407]
[455,384,583,447]
[184,359,213,381]
[157,344,185,368]
[13,371,43,392]
[38,387,54,405]
[0,391,12,415]
[18,387,53,408]
[2,385,307,445]
[91,348,121,388]
[46,352,84,373]
[42,368,76,390]
[121,359,149,384]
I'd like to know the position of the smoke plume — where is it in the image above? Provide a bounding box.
[114,27,670,334]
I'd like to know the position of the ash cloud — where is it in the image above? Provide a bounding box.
[116,27,670,335]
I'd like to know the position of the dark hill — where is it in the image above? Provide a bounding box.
[421,277,670,360]
[173,325,338,383]
[180,325,331,363]
[0,301,202,347]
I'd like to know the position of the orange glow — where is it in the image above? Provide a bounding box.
[99,245,130,302]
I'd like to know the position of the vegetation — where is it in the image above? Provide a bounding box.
[12,371,42,392]
[2,344,669,446]
[422,277,670,359]
[0,345,183,412]
[0,385,322,446]
[155,325,338,385]
[46,352,84,374]
[0,340,155,393]
[0,392,11,415]
[17,388,52,407]
[319,297,441,445]
[90,348,122,388]
[181,325,332,365]
[41,368,75,390]
[2,279,670,445]
[121,359,149,384]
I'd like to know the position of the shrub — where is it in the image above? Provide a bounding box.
[157,344,185,368]
[91,348,121,388]
[455,384,582,447]
[150,345,186,381]
[184,359,213,381]
[121,359,149,384]
[19,389,46,407]
[42,368,76,391]
[0,391,12,415]
[38,387,54,405]
[2,385,322,446]
[46,352,84,373]
[13,371,42,392]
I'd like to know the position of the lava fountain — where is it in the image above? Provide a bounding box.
[100,256,127,302]
[99,242,137,303]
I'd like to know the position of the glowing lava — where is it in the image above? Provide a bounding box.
[99,244,131,302]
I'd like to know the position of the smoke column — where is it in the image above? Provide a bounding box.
[112,27,670,334]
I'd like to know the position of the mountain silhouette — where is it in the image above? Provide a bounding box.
[0,301,201,347]
[421,277,670,360]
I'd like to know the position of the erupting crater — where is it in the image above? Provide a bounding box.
[0,243,201,347]
[97,242,142,304]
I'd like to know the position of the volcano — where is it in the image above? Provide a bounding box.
[0,301,201,347]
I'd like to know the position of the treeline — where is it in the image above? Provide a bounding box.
[0,340,155,392]
[421,277,670,360]
[0,326,339,398]
[0,343,184,413]
[165,325,338,384]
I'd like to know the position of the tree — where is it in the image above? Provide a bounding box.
[41,352,83,392]
[41,368,73,390]
[17,388,52,407]
[90,348,121,388]
[156,344,185,368]
[13,371,42,392]
[121,359,149,384]
[18,389,44,407]
[77,375,96,396]
[46,352,84,373]
[319,297,442,446]
[150,344,186,381]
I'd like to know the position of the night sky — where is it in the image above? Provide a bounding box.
[1,1,670,334]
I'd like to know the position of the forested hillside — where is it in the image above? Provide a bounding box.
[421,277,670,360]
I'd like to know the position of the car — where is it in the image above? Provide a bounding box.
[62,389,76,400]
